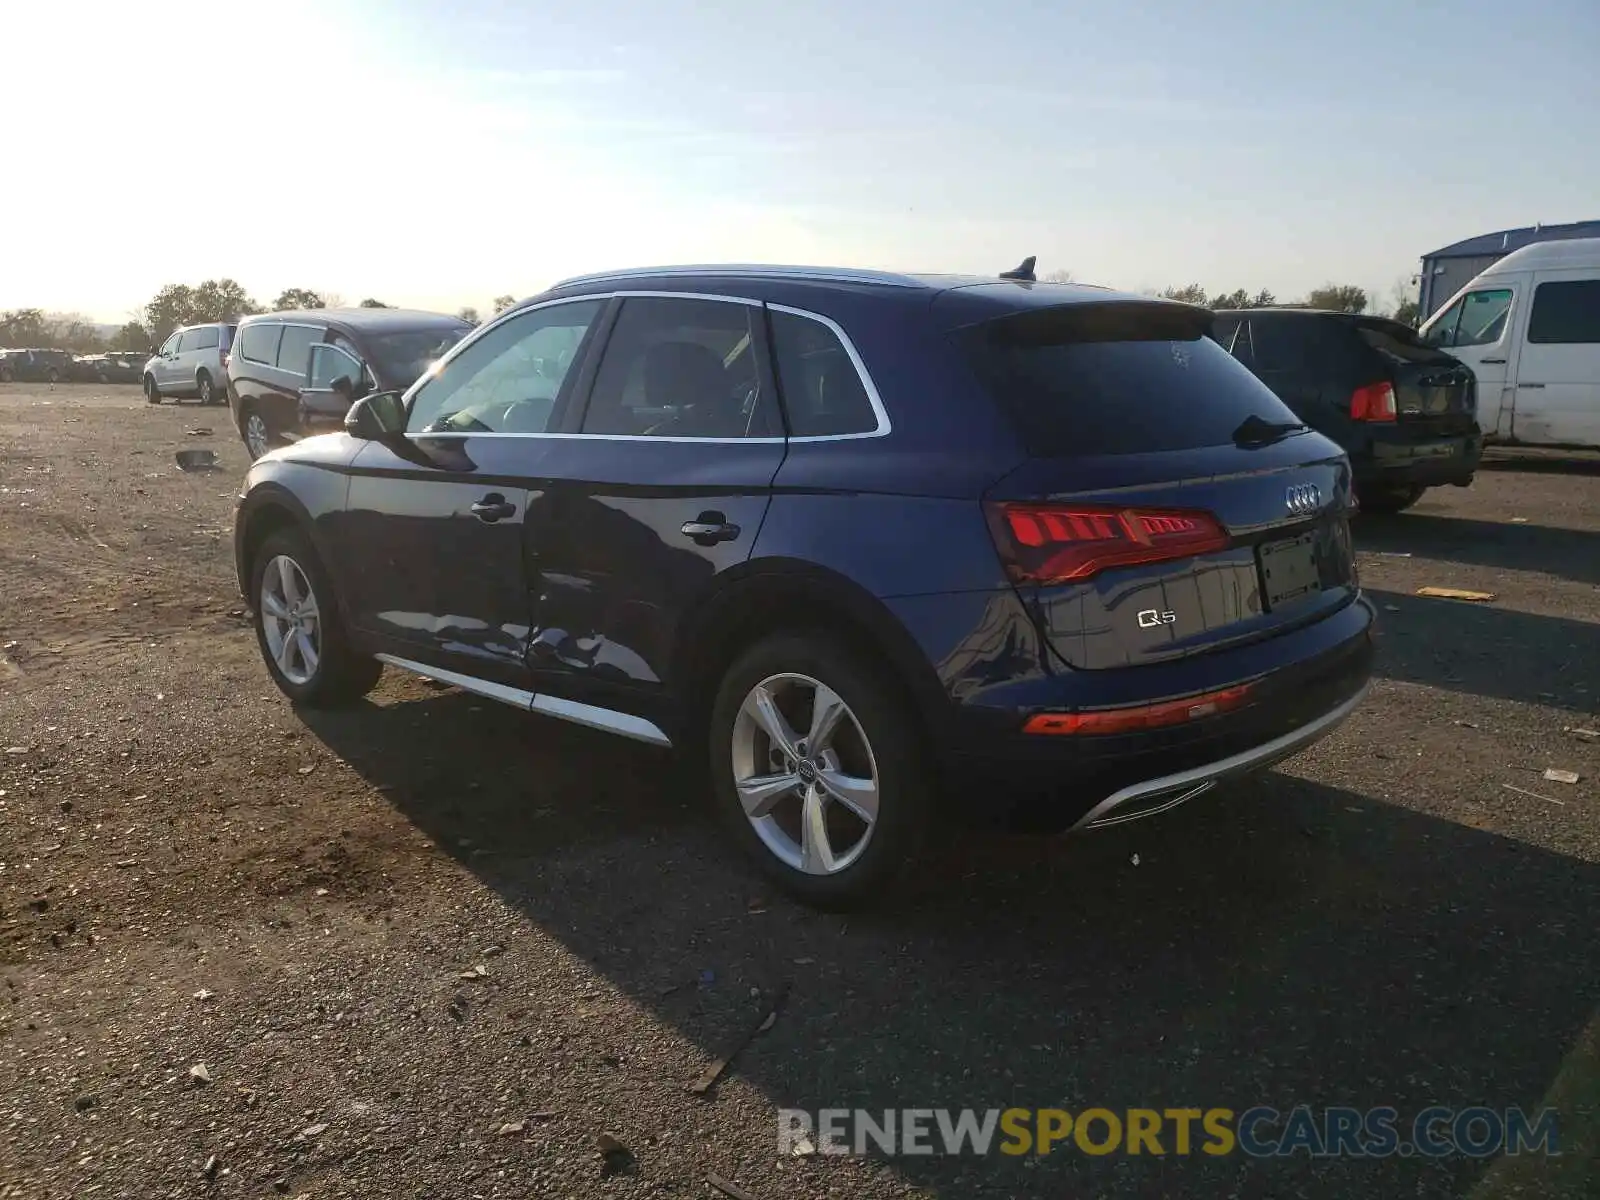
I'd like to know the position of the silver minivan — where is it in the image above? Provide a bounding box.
[143,323,236,405]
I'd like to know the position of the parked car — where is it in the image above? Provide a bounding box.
[143,322,236,406]
[233,262,1375,907]
[0,348,76,383]
[226,308,472,459]
[1418,236,1600,450]
[1212,308,1480,514]
[72,352,143,383]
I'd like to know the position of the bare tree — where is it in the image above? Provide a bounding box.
[1042,269,1074,284]
[492,294,517,313]
[457,306,481,325]
[1304,283,1368,314]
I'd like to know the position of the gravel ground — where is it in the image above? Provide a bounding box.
[1,383,1597,1198]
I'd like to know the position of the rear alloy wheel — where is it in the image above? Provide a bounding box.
[710,633,926,908]
[251,528,381,706]
[1360,484,1426,514]
[144,375,161,404]
[243,408,272,460]
[196,371,215,405]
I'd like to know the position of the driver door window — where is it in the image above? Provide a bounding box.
[405,300,603,435]
[1425,289,1513,348]
[579,297,778,438]
[159,333,180,357]
[308,344,363,390]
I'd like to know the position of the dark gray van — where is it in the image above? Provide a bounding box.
[226,308,471,459]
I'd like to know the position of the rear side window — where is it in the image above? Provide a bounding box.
[1250,317,1358,374]
[238,323,281,364]
[1528,280,1600,344]
[581,297,778,438]
[769,309,880,436]
[275,325,322,376]
[961,303,1302,455]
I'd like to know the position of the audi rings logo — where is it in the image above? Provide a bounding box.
[1285,483,1323,516]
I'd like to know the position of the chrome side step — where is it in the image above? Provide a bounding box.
[374,654,673,748]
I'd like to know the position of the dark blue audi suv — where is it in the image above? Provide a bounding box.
[233,261,1375,907]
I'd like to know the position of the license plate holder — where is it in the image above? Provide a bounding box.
[1259,532,1322,610]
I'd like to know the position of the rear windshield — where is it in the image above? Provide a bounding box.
[961,303,1303,455]
[1352,318,1457,365]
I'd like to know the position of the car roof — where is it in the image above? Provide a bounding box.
[540,263,1163,320]
[239,307,470,335]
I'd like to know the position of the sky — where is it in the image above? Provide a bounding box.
[4,0,1597,324]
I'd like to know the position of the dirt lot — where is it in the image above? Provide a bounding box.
[2,382,1597,1198]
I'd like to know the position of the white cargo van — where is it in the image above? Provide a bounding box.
[1419,237,1600,449]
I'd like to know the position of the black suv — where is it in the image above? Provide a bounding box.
[234,264,1375,906]
[227,308,471,459]
[1212,308,1480,513]
[0,348,75,383]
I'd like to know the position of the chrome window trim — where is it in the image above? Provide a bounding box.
[765,302,891,441]
[551,263,927,290]
[398,291,891,444]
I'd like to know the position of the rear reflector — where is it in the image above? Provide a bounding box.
[1350,381,1397,422]
[1023,683,1254,735]
[985,502,1230,585]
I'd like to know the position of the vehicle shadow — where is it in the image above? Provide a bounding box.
[301,692,1599,1198]
[1357,513,1600,586]
[1479,450,1600,478]
[1366,588,1598,713]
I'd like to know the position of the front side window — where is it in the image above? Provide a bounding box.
[238,322,281,365]
[406,300,602,435]
[581,297,775,438]
[176,329,201,353]
[308,344,362,390]
[275,325,322,377]
[159,332,181,356]
[1425,289,1512,348]
[1528,280,1600,344]
[769,309,878,437]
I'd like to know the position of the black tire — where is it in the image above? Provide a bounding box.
[707,632,928,909]
[46,368,60,384]
[1359,484,1426,514]
[143,375,161,404]
[249,527,382,706]
[196,370,216,405]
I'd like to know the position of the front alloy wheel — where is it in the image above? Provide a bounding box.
[259,554,321,685]
[732,673,880,876]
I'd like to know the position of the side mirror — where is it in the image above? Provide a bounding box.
[345,390,406,441]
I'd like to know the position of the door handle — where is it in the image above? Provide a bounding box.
[1480,357,1507,364]
[681,513,740,545]
[470,493,517,522]
[1517,382,1545,389]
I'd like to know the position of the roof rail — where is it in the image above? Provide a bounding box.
[548,264,929,290]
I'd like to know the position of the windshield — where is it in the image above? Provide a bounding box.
[366,324,473,389]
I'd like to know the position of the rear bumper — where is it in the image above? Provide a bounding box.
[1354,428,1481,487]
[932,595,1376,831]
[1067,684,1366,831]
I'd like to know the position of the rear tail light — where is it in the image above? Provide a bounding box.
[985,502,1230,585]
[1350,381,1397,422]
[1023,683,1254,735]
